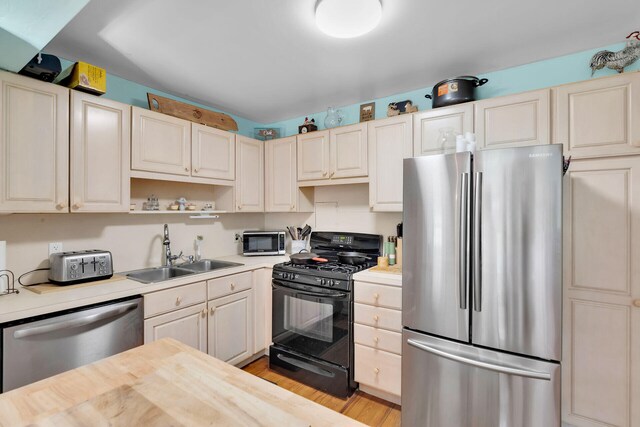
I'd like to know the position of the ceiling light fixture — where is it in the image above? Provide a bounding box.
[315,0,382,39]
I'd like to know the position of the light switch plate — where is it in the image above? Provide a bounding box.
[48,242,63,256]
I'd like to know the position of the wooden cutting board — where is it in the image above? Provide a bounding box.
[368,265,402,274]
[147,92,239,131]
[25,274,127,294]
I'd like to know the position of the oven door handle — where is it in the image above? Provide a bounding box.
[272,280,347,298]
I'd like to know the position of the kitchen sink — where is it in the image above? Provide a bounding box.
[179,259,244,272]
[126,266,195,284]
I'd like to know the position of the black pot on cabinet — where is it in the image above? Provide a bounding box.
[425,76,488,108]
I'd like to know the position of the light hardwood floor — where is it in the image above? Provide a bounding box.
[243,357,401,427]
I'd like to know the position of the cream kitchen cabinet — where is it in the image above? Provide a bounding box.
[265,136,313,212]
[413,103,473,156]
[208,289,255,366]
[131,106,191,176]
[554,72,640,158]
[143,281,208,352]
[235,135,264,212]
[70,91,131,212]
[474,89,551,149]
[192,123,235,180]
[0,70,69,213]
[131,107,236,185]
[368,115,413,211]
[353,275,402,405]
[297,124,368,185]
[562,155,640,427]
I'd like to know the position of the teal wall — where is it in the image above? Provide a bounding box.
[56,58,261,137]
[265,42,640,137]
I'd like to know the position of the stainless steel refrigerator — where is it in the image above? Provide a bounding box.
[402,144,562,427]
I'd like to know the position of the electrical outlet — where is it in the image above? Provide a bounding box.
[48,242,63,256]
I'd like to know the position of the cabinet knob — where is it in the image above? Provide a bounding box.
[55,202,67,210]
[184,167,189,172]
[373,315,379,322]
[237,205,242,210]
[194,168,199,173]
[330,171,335,177]
[373,337,379,344]
[291,204,295,210]
[374,368,380,374]
[201,308,207,317]
[323,171,328,177]
[210,306,216,315]
[373,293,379,300]
[72,203,83,210]
[175,296,182,306]
[633,299,640,308]
[230,283,236,290]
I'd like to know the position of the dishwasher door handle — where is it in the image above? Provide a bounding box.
[13,301,139,339]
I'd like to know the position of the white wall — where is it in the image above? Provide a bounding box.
[1,184,401,282]
[0,213,263,282]
[265,184,401,240]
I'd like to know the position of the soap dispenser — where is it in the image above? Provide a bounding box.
[195,235,203,261]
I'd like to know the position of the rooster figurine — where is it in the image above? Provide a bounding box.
[590,31,640,76]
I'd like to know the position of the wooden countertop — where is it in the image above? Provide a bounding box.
[0,338,364,427]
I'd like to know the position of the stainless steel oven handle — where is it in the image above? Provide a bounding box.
[407,339,551,381]
[272,280,347,298]
[13,301,139,339]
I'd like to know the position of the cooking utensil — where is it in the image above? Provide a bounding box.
[337,251,371,265]
[301,224,312,239]
[425,76,488,108]
[289,252,328,264]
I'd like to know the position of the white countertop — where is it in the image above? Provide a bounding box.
[0,254,288,324]
[353,268,402,287]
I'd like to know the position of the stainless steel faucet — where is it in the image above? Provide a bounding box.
[162,224,181,266]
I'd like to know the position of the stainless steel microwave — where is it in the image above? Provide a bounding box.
[243,231,286,256]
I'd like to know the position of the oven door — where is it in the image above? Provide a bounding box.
[272,279,351,367]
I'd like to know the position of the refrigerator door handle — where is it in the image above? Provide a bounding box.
[407,338,551,381]
[472,171,483,312]
[458,172,470,310]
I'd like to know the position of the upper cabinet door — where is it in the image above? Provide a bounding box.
[554,73,640,158]
[330,123,368,179]
[192,124,235,180]
[0,71,69,213]
[475,89,551,149]
[297,130,330,181]
[131,106,191,176]
[413,104,473,156]
[265,136,297,212]
[235,135,264,212]
[70,91,130,212]
[368,115,413,212]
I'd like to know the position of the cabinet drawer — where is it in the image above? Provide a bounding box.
[354,343,401,397]
[354,303,402,332]
[208,271,252,300]
[354,281,402,309]
[144,281,206,318]
[354,323,402,355]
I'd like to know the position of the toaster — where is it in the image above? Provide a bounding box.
[48,250,113,285]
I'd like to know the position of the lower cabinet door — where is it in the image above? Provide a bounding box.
[144,303,207,352]
[208,289,254,365]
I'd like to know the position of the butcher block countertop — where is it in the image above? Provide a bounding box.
[0,338,364,427]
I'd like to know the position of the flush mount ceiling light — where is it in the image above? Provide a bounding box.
[315,0,382,39]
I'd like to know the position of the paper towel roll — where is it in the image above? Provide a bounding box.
[0,241,6,293]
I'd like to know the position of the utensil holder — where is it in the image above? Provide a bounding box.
[291,240,307,254]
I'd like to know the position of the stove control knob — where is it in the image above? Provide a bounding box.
[320,279,326,285]
[328,280,334,286]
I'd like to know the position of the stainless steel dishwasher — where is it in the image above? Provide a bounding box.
[1,296,143,392]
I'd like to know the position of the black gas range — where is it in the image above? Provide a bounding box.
[269,231,382,398]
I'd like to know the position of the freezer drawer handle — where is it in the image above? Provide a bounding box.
[473,171,483,312]
[407,338,551,381]
[13,301,139,339]
[459,172,470,310]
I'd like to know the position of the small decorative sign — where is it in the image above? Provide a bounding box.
[359,102,375,122]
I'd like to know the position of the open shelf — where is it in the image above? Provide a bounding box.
[128,210,227,215]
